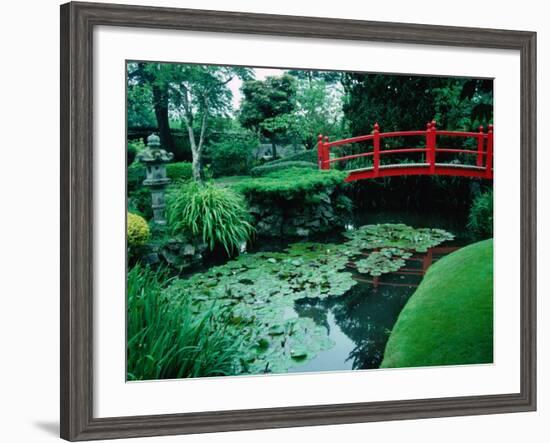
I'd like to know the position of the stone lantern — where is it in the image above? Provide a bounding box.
[137,133,174,225]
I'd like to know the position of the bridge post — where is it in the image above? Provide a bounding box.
[373,122,380,177]
[486,124,493,178]
[428,120,437,174]
[425,122,432,165]
[322,136,330,170]
[477,125,485,167]
[317,134,324,169]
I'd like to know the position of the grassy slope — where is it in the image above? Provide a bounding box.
[381,239,493,368]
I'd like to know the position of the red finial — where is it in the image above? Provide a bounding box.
[427,122,432,130]
[318,134,323,142]
[374,122,380,131]
[488,124,493,132]
[478,125,484,133]
[324,136,329,142]
[431,120,437,128]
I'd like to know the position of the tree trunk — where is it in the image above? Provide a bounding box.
[152,84,174,154]
[191,150,202,182]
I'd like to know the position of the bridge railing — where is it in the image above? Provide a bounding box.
[318,121,493,179]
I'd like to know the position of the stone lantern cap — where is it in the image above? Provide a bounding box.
[137,133,174,187]
[137,133,174,164]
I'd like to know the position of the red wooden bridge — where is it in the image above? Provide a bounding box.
[317,121,493,182]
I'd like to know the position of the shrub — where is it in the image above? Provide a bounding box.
[127,139,146,165]
[231,168,348,200]
[128,188,152,220]
[127,212,150,247]
[208,135,258,177]
[166,162,193,182]
[265,149,318,165]
[127,162,146,191]
[250,160,317,177]
[467,189,493,238]
[127,264,242,380]
[167,181,254,254]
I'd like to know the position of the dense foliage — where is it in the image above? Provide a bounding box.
[127,264,243,380]
[207,129,259,177]
[167,181,254,254]
[127,212,150,247]
[239,74,297,159]
[127,139,145,165]
[342,74,493,136]
[127,161,146,191]
[468,189,493,238]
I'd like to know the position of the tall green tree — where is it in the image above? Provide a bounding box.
[291,76,347,149]
[287,69,341,85]
[239,74,297,159]
[342,73,493,136]
[127,62,175,153]
[164,64,252,181]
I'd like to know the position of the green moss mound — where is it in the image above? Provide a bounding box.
[381,239,493,368]
[250,161,317,177]
[230,168,347,199]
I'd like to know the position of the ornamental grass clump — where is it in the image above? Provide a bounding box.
[167,181,254,254]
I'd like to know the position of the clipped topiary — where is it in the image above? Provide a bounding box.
[265,149,318,165]
[250,161,317,177]
[166,162,193,182]
[127,212,151,247]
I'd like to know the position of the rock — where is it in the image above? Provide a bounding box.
[166,239,181,251]
[161,249,180,266]
[182,244,196,256]
[296,228,310,237]
[142,253,160,265]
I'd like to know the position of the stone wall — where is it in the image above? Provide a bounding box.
[247,190,351,238]
[139,237,207,271]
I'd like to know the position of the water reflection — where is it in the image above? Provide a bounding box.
[288,246,460,372]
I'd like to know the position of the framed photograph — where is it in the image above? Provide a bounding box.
[60,1,536,440]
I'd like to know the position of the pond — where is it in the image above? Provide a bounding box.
[276,210,473,373]
[172,209,474,376]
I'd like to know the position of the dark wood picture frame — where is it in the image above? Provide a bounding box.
[60,1,537,440]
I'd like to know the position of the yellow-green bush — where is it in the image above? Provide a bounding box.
[128,212,150,247]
